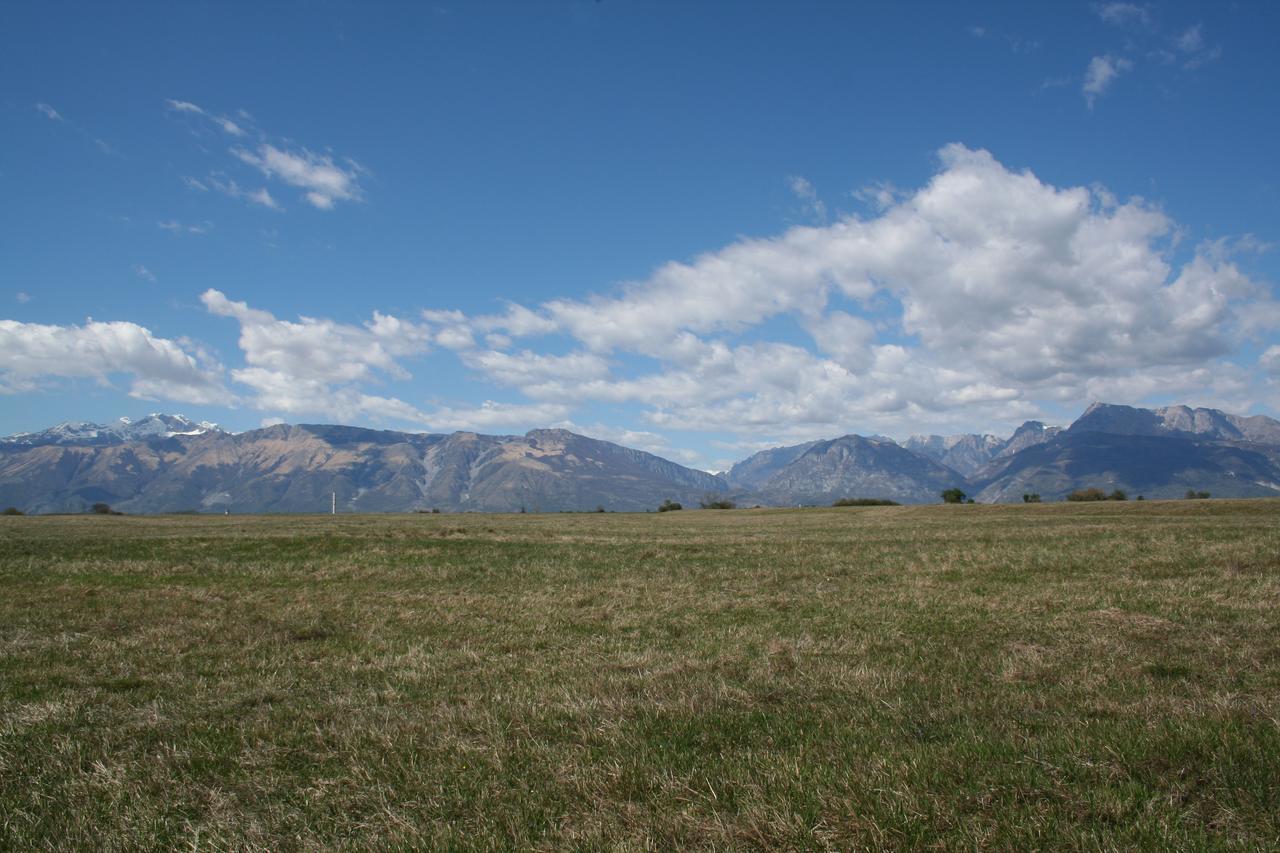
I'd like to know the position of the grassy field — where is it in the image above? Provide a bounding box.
[1,501,1278,850]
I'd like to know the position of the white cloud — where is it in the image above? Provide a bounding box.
[133,264,157,283]
[0,319,230,404]
[1175,24,1204,53]
[787,175,827,221]
[1096,3,1152,28]
[1083,55,1133,107]
[158,220,211,235]
[165,99,204,114]
[34,103,62,121]
[16,292,31,304]
[202,289,436,422]
[165,98,246,136]
[419,401,572,433]
[206,175,281,211]
[403,144,1275,442]
[232,144,363,210]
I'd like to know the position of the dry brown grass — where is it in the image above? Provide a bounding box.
[1,499,1278,848]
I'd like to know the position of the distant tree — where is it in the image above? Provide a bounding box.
[90,502,121,515]
[431,508,441,514]
[1067,488,1107,502]
[595,505,606,513]
[658,499,683,512]
[1108,489,1128,501]
[1184,489,1211,500]
[699,497,736,509]
[1136,495,1145,501]
[940,488,966,504]
[1022,493,1041,503]
[1,506,23,516]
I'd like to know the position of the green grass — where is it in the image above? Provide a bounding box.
[2,500,1279,849]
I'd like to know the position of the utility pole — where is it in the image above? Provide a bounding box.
[331,492,336,515]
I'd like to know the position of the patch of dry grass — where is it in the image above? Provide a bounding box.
[1,500,1278,848]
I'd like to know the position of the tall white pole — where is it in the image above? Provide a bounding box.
[331,492,336,515]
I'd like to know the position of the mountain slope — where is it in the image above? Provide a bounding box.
[0,424,727,514]
[974,430,1280,502]
[1068,403,1280,445]
[739,435,968,505]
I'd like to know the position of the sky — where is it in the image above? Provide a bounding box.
[3,1,1279,471]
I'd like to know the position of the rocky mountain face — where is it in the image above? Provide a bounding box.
[4,402,1280,512]
[972,430,1280,503]
[903,421,1061,476]
[1068,403,1280,444]
[0,423,727,514]
[902,432,1005,477]
[728,435,967,505]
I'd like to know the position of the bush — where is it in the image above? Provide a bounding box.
[699,499,736,510]
[940,488,967,504]
[832,498,901,507]
[1066,488,1107,502]
[90,502,122,515]
[1185,490,1211,500]
[1,506,23,516]
[657,500,682,512]
[1109,489,1127,501]
[1022,493,1041,503]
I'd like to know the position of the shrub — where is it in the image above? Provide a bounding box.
[1185,490,1211,500]
[1109,489,1128,501]
[940,488,967,504]
[90,502,122,515]
[699,499,736,510]
[1022,493,1041,503]
[657,500,683,512]
[1,506,23,516]
[1066,488,1107,502]
[832,498,901,507]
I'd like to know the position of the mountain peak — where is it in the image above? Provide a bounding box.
[2,414,223,447]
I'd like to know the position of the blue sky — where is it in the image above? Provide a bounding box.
[3,1,1279,470]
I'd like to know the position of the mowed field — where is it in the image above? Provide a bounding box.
[1,501,1278,850]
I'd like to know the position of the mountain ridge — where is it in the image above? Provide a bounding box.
[3,401,1279,512]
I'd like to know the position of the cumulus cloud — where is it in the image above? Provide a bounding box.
[390,144,1274,444]
[1083,55,1133,107]
[202,289,440,422]
[232,144,364,210]
[419,401,572,433]
[0,319,230,404]
[16,292,31,304]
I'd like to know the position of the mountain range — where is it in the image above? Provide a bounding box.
[2,403,1279,513]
